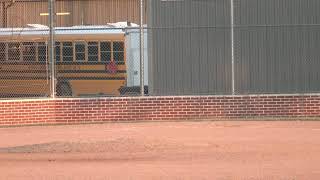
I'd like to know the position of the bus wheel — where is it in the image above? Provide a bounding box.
[56,82,73,97]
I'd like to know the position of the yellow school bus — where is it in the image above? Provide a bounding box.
[0,25,127,97]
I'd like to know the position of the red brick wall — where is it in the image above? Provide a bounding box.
[0,95,320,127]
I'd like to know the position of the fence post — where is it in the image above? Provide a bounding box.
[140,0,144,96]
[230,0,235,95]
[48,0,56,98]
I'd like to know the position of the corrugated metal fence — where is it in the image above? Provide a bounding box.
[234,0,320,94]
[148,0,320,95]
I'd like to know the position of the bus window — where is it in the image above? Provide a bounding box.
[75,42,86,62]
[88,42,98,62]
[55,42,61,62]
[22,42,36,62]
[62,42,73,62]
[8,42,21,61]
[113,41,124,64]
[0,43,6,61]
[100,41,111,62]
[38,42,47,62]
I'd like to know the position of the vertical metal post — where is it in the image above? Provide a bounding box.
[230,0,235,95]
[80,0,84,25]
[49,0,56,98]
[140,0,144,96]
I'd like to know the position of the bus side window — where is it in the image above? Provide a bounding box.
[0,42,6,61]
[75,42,86,62]
[62,42,73,62]
[88,42,98,62]
[100,41,111,63]
[38,42,47,62]
[22,42,36,62]
[55,42,61,62]
[8,42,21,61]
[113,41,124,64]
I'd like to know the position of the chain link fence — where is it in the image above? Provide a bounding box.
[0,0,319,99]
[0,0,147,98]
[0,25,50,98]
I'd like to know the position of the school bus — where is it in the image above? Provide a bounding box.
[0,25,127,97]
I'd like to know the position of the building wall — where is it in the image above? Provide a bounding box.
[1,0,145,27]
[0,95,319,127]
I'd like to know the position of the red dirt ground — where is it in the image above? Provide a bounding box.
[0,121,320,180]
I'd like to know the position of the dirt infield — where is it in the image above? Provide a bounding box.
[0,121,320,180]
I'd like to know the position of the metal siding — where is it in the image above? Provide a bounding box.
[234,0,320,94]
[148,0,231,95]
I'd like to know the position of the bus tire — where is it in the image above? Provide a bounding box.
[56,82,73,97]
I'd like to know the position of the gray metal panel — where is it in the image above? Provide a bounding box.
[234,0,320,26]
[234,0,320,94]
[149,0,320,95]
[148,0,232,95]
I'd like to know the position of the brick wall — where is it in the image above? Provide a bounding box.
[0,95,320,127]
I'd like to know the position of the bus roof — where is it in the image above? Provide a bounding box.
[0,22,140,36]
